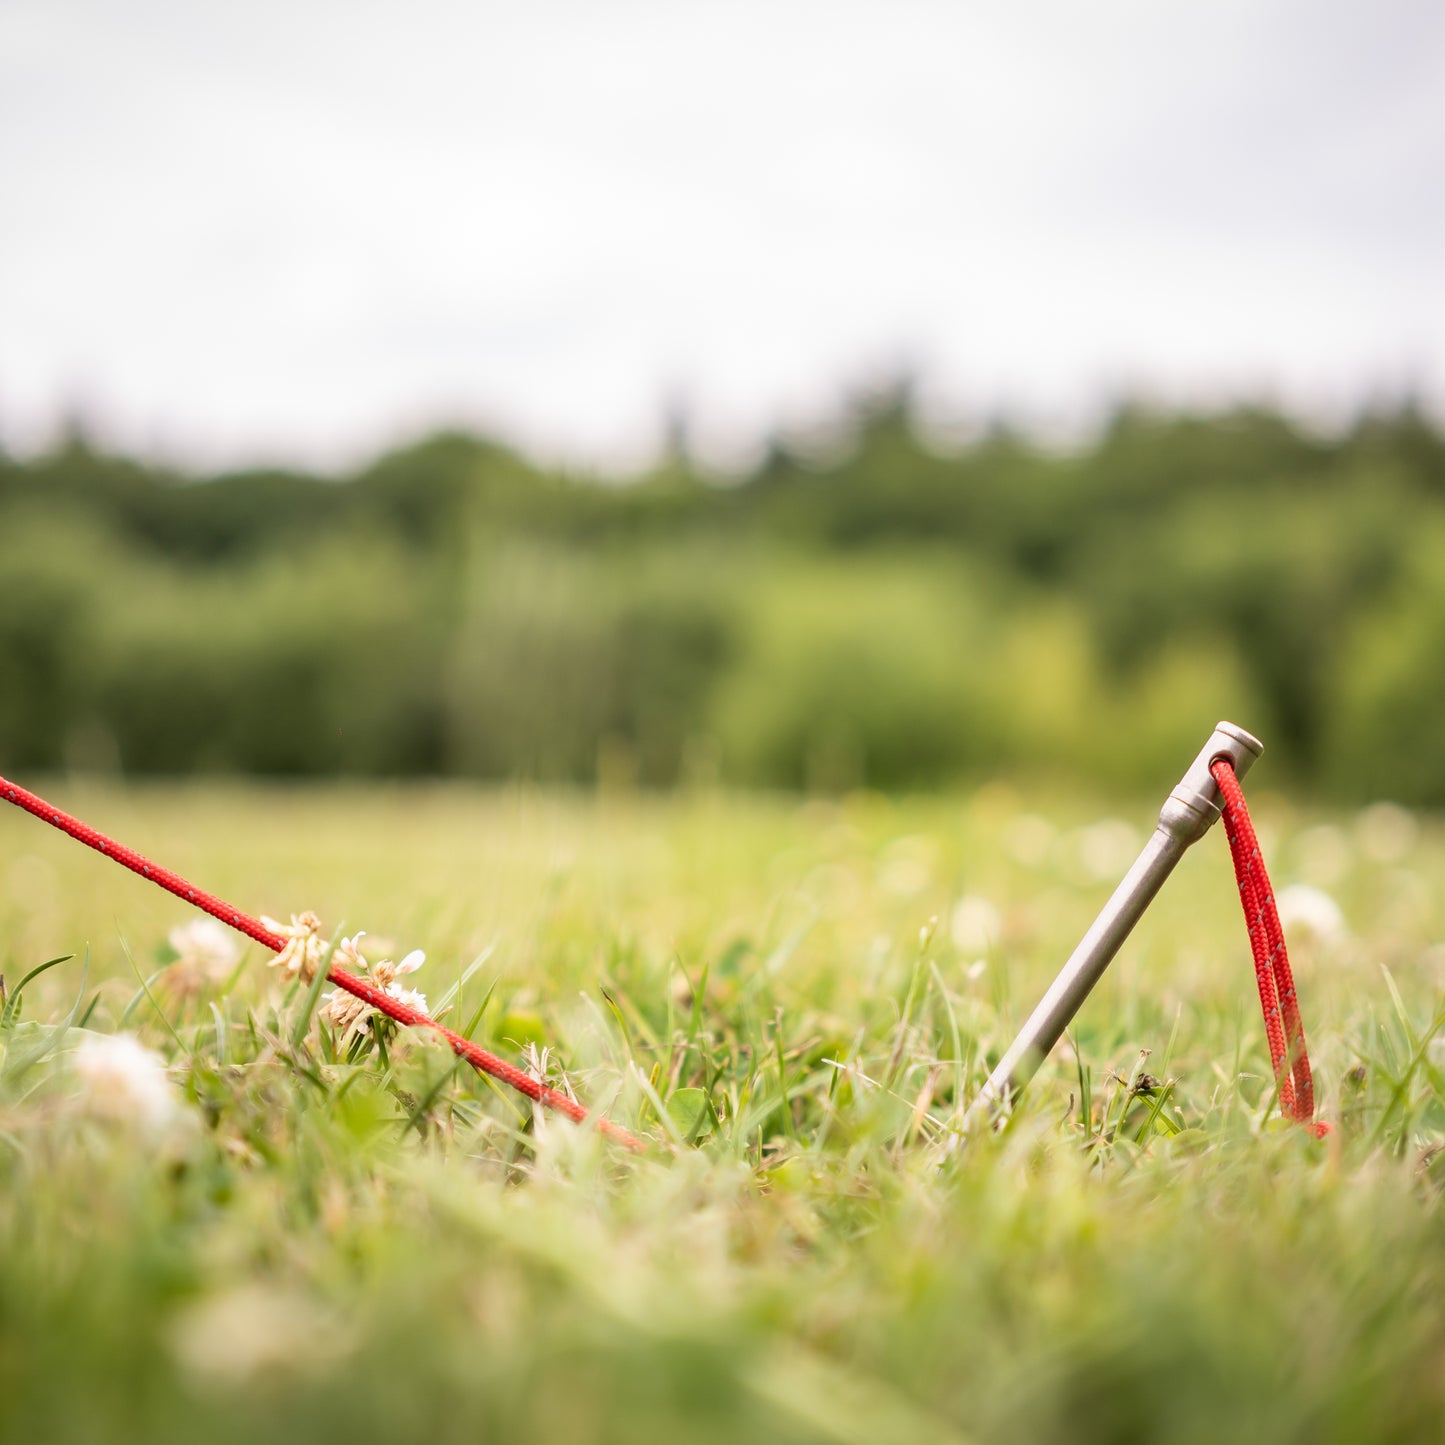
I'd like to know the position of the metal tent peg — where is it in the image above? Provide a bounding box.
[965,720,1264,1129]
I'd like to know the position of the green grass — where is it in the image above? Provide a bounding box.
[2,779,1444,1443]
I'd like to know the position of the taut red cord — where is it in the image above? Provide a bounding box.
[1210,758,1326,1136]
[0,774,643,1152]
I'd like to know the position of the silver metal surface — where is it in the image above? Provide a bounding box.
[965,721,1263,1128]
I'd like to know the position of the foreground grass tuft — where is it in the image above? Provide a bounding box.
[1,782,1442,1443]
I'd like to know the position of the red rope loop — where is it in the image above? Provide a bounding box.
[0,775,643,1152]
[1209,759,1327,1137]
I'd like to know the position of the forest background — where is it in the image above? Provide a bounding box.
[4,389,1441,804]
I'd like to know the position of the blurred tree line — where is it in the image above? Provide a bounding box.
[1,392,1442,801]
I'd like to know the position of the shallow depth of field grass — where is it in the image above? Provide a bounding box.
[2,778,1444,1444]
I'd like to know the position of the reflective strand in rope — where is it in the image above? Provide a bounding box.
[1209,758,1328,1137]
[0,774,643,1152]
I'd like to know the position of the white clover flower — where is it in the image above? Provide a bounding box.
[379,949,428,1015]
[877,837,934,898]
[330,932,369,974]
[1276,884,1347,947]
[167,917,241,988]
[171,1284,348,1383]
[73,1032,187,1135]
[385,986,429,1015]
[1293,825,1352,887]
[1356,802,1419,864]
[261,911,326,981]
[1004,813,1057,869]
[330,933,359,970]
[1074,819,1140,883]
[318,986,372,1044]
[950,895,1001,955]
[318,941,427,1044]
[1424,944,1445,989]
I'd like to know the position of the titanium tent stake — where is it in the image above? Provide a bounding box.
[967,720,1264,1127]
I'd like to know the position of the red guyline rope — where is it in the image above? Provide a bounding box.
[0,774,643,1152]
[1210,758,1327,1137]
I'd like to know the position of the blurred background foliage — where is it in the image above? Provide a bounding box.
[2,389,1441,802]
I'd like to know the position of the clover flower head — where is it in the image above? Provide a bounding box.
[261,911,325,981]
[330,932,372,973]
[318,942,427,1044]
[374,949,428,1016]
[73,1031,188,1135]
[166,916,241,992]
[1276,884,1347,946]
[385,985,428,1015]
[169,916,241,974]
[317,986,372,1045]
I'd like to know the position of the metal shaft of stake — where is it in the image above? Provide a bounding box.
[968,720,1264,1125]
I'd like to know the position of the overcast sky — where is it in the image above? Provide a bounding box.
[2,0,1443,472]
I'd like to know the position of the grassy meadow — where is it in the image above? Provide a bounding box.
[2,776,1444,1443]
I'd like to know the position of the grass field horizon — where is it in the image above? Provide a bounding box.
[3,775,1443,1442]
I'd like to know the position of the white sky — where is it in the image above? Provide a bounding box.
[2,0,1443,472]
